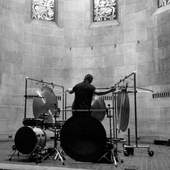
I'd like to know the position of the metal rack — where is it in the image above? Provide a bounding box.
[114,72,154,157]
[24,77,66,120]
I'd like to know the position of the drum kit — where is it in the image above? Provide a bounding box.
[9,72,154,166]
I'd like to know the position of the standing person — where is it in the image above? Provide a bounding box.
[66,74,116,116]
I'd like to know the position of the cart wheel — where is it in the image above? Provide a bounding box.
[148,150,154,157]
[124,149,130,156]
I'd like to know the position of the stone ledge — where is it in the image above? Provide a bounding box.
[153,4,170,15]
[90,20,119,28]
[31,19,59,28]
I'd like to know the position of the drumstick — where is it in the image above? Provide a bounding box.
[36,90,46,103]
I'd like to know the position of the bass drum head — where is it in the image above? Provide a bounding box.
[60,116,106,162]
[15,126,37,154]
[14,126,46,154]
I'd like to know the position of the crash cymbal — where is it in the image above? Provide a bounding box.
[32,85,58,119]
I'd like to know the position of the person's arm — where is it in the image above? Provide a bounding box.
[66,88,74,94]
[93,87,116,96]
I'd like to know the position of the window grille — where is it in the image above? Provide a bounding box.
[32,0,55,21]
[93,0,117,22]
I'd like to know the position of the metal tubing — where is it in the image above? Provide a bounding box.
[134,72,138,146]
[64,92,67,120]
[60,108,109,112]
[114,93,118,139]
[112,92,115,139]
[108,105,112,142]
[24,77,28,120]
[62,89,65,120]
[128,128,130,145]
[114,72,135,87]
[24,77,65,121]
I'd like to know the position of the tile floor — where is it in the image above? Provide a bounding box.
[0,140,169,170]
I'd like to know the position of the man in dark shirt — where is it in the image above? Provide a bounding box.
[66,74,116,116]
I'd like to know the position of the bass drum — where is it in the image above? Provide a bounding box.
[14,126,46,154]
[60,116,106,162]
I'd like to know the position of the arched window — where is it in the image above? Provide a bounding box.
[93,0,117,22]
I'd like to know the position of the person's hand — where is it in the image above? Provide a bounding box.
[66,88,73,93]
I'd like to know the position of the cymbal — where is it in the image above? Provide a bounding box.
[117,92,130,132]
[32,86,58,119]
[91,95,106,122]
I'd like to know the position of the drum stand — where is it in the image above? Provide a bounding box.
[98,105,123,167]
[9,144,47,164]
[9,145,20,161]
[40,107,65,165]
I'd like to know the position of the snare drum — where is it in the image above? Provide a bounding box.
[14,126,46,154]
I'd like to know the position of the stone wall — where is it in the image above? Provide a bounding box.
[0,0,170,143]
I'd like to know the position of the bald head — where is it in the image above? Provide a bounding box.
[84,74,93,84]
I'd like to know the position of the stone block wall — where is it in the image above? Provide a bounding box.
[0,0,170,143]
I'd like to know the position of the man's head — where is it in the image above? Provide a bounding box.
[84,74,93,84]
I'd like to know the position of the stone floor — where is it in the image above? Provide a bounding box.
[0,140,170,170]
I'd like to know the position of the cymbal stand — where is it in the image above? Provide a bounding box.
[98,105,123,167]
[41,106,65,165]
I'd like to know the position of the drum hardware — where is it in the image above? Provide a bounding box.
[24,95,44,99]
[40,105,65,165]
[114,72,154,157]
[23,118,44,129]
[24,77,65,122]
[9,77,67,163]
[97,104,123,166]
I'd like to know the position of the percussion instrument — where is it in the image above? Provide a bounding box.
[72,95,106,122]
[14,126,46,154]
[91,95,106,121]
[23,118,44,128]
[40,110,55,124]
[33,85,58,123]
[60,116,106,162]
[117,92,130,132]
[44,120,65,130]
